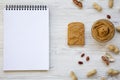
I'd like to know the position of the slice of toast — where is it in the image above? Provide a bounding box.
[68,22,85,46]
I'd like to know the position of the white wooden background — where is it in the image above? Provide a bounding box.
[0,0,120,80]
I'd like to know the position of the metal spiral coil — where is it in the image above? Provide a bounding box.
[6,5,47,10]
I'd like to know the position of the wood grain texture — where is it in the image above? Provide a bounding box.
[0,0,120,80]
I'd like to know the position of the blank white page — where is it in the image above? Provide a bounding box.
[3,5,49,70]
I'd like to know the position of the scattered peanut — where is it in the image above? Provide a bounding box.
[114,47,119,53]
[101,53,115,66]
[116,26,120,32]
[87,69,97,77]
[108,44,119,54]
[107,15,111,19]
[81,53,85,57]
[78,61,83,64]
[70,71,78,80]
[108,45,115,51]
[86,56,90,61]
[101,77,106,80]
[73,0,83,9]
[93,2,102,12]
[101,56,109,65]
[105,53,115,62]
[109,0,114,8]
[107,69,119,76]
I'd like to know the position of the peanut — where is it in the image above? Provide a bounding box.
[109,0,114,8]
[108,45,115,51]
[101,77,106,80]
[70,71,78,80]
[114,47,119,53]
[107,69,119,76]
[116,26,120,32]
[105,53,115,62]
[101,56,109,65]
[108,44,119,54]
[86,56,90,61]
[73,0,83,9]
[93,2,102,12]
[87,69,97,77]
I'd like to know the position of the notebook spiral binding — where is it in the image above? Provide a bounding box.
[6,5,47,10]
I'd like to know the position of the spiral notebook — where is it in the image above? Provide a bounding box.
[3,5,49,70]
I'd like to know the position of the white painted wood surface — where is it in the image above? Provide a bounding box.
[0,0,120,80]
